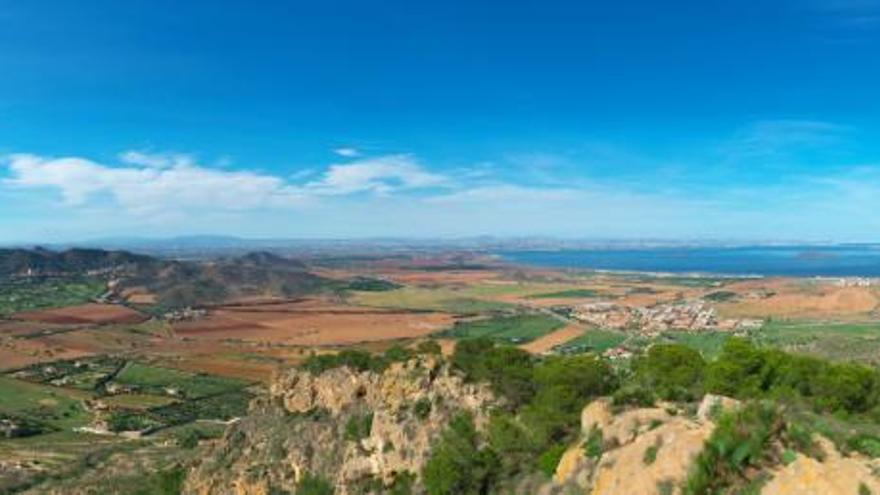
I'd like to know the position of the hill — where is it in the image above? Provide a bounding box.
[0,248,331,310]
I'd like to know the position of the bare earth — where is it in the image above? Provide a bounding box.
[13,303,148,325]
[520,325,585,354]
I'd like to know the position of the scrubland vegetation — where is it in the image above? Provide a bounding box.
[417,336,880,494]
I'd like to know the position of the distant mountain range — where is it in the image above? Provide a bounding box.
[0,247,330,309]
[7,235,876,258]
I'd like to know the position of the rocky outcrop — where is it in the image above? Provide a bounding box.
[185,355,496,495]
[554,396,737,494]
[763,437,880,495]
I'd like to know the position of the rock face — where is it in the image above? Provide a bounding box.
[763,437,880,495]
[185,356,496,495]
[554,396,734,494]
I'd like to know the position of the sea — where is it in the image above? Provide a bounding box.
[498,245,880,277]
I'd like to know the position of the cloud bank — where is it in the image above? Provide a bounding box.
[1,121,879,242]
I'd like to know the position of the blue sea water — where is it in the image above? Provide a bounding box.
[499,246,880,277]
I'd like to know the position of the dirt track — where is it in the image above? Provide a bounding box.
[520,325,585,354]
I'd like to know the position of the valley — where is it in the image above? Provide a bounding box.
[1,248,879,493]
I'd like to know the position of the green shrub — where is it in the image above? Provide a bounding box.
[633,344,706,401]
[684,402,782,495]
[583,427,604,460]
[452,338,535,408]
[384,345,414,363]
[487,412,539,477]
[135,465,186,495]
[643,442,660,465]
[422,412,499,495]
[612,384,656,408]
[296,473,334,495]
[344,413,373,442]
[302,350,388,374]
[848,434,880,458]
[536,444,567,477]
[413,398,432,420]
[416,340,442,355]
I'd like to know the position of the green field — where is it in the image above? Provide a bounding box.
[755,320,880,363]
[528,288,600,299]
[352,286,517,313]
[111,363,249,399]
[654,331,732,358]
[0,376,92,430]
[440,313,565,343]
[0,279,105,316]
[553,329,627,354]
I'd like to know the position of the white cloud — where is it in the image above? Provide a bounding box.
[427,185,576,203]
[0,152,451,219]
[118,150,194,169]
[2,153,308,215]
[306,154,447,195]
[333,147,361,158]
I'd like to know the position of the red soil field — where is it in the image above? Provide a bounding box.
[13,303,148,325]
[173,304,454,347]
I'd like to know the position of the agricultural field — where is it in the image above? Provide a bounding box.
[13,303,147,325]
[754,319,880,364]
[351,286,517,313]
[110,362,250,399]
[552,328,628,354]
[438,313,565,344]
[0,375,92,431]
[527,288,601,298]
[0,279,105,317]
[172,300,454,347]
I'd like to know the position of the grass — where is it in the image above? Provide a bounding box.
[149,390,254,425]
[440,314,565,343]
[528,288,601,299]
[0,279,105,317]
[656,332,732,359]
[0,376,92,430]
[554,329,627,354]
[101,394,179,410]
[756,320,880,364]
[353,286,516,313]
[704,290,738,302]
[111,362,249,399]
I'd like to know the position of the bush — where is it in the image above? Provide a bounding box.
[847,434,880,458]
[296,473,334,495]
[413,398,432,420]
[612,384,656,408]
[633,344,705,401]
[487,412,539,477]
[452,338,535,408]
[344,413,373,442]
[135,465,186,495]
[536,444,567,477]
[684,402,782,495]
[416,340,442,355]
[384,345,413,363]
[705,338,880,416]
[422,412,499,495]
[583,426,604,460]
[302,350,387,374]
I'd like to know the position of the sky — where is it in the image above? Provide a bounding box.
[1,0,879,243]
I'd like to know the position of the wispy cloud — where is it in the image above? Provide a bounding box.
[2,153,308,215]
[333,147,361,158]
[305,154,447,195]
[2,122,879,242]
[118,150,194,169]
[723,119,850,159]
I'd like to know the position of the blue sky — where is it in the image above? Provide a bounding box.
[1,0,879,243]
